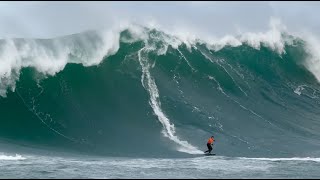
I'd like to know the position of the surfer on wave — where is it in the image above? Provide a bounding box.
[204,136,215,154]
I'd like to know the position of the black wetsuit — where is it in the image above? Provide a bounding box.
[205,143,212,153]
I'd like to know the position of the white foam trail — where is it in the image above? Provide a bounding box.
[138,47,202,154]
[208,75,277,128]
[177,48,195,72]
[239,157,320,162]
[199,49,248,97]
[15,89,81,143]
[222,59,251,89]
[0,154,26,160]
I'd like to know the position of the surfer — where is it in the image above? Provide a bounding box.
[204,136,215,154]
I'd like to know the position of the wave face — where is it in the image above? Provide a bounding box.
[1,26,320,157]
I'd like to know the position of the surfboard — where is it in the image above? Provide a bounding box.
[204,153,216,156]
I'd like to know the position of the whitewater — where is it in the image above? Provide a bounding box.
[1,152,320,178]
[1,17,320,178]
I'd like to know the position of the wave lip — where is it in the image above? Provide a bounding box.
[0,19,299,98]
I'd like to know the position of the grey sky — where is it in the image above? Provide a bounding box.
[0,1,320,39]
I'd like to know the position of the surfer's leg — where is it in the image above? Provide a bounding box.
[209,145,213,153]
[205,143,211,153]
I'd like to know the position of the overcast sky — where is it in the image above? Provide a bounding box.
[0,1,320,39]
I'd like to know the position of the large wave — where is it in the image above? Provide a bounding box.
[1,20,320,157]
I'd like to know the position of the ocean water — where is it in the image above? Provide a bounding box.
[1,152,320,178]
[1,24,320,178]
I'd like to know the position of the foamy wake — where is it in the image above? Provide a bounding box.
[138,47,202,154]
